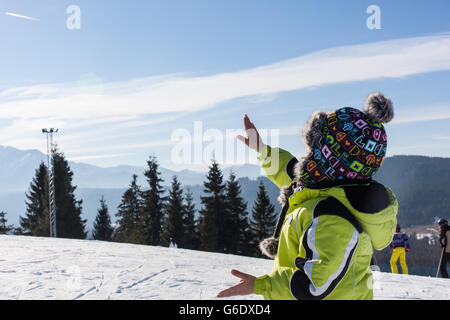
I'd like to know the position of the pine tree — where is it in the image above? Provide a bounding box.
[92,196,114,241]
[182,190,199,250]
[20,162,49,236]
[20,152,87,239]
[224,172,251,255]
[0,211,13,234]
[198,160,226,252]
[115,174,143,244]
[52,151,87,239]
[141,156,165,246]
[161,176,184,247]
[250,181,277,257]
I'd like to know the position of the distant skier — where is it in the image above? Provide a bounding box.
[169,237,178,249]
[389,224,410,274]
[437,219,449,278]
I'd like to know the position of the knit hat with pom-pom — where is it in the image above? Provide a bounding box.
[258,92,394,259]
[296,92,394,188]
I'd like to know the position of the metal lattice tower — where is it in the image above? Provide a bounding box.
[42,128,59,238]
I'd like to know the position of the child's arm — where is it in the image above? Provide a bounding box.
[258,145,298,189]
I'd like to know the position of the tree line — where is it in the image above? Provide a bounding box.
[4,151,278,258]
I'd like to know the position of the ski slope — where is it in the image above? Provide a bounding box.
[0,235,448,300]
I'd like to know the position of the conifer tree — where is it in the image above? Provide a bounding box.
[0,211,13,234]
[141,156,165,246]
[250,181,277,257]
[182,190,199,250]
[161,176,184,247]
[52,151,87,239]
[115,174,143,244]
[20,152,86,239]
[20,162,49,236]
[92,196,114,241]
[224,172,251,255]
[198,160,226,252]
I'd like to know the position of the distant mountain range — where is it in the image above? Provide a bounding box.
[0,145,264,192]
[1,146,449,233]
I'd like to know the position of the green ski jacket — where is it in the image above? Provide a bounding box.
[254,146,398,300]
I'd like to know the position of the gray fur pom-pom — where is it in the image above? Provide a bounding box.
[301,110,328,151]
[364,92,394,123]
[259,237,279,259]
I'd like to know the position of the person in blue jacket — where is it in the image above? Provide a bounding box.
[389,224,410,274]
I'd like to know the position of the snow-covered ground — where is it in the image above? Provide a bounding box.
[0,235,448,300]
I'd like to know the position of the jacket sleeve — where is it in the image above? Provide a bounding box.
[404,234,410,250]
[439,228,448,248]
[447,230,450,247]
[254,210,360,300]
[258,145,298,189]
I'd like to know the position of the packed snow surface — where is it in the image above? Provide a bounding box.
[0,235,448,300]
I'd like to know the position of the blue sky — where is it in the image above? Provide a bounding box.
[0,0,450,170]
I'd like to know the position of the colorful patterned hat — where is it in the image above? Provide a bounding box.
[297,92,394,188]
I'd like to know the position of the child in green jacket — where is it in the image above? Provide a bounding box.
[217,93,398,300]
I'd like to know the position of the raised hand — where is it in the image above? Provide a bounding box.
[236,114,266,153]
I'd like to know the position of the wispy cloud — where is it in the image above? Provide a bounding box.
[428,135,450,141]
[5,12,40,21]
[1,33,450,156]
[1,34,450,122]
[391,103,450,125]
[67,153,135,162]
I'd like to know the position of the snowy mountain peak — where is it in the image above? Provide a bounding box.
[0,145,261,192]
